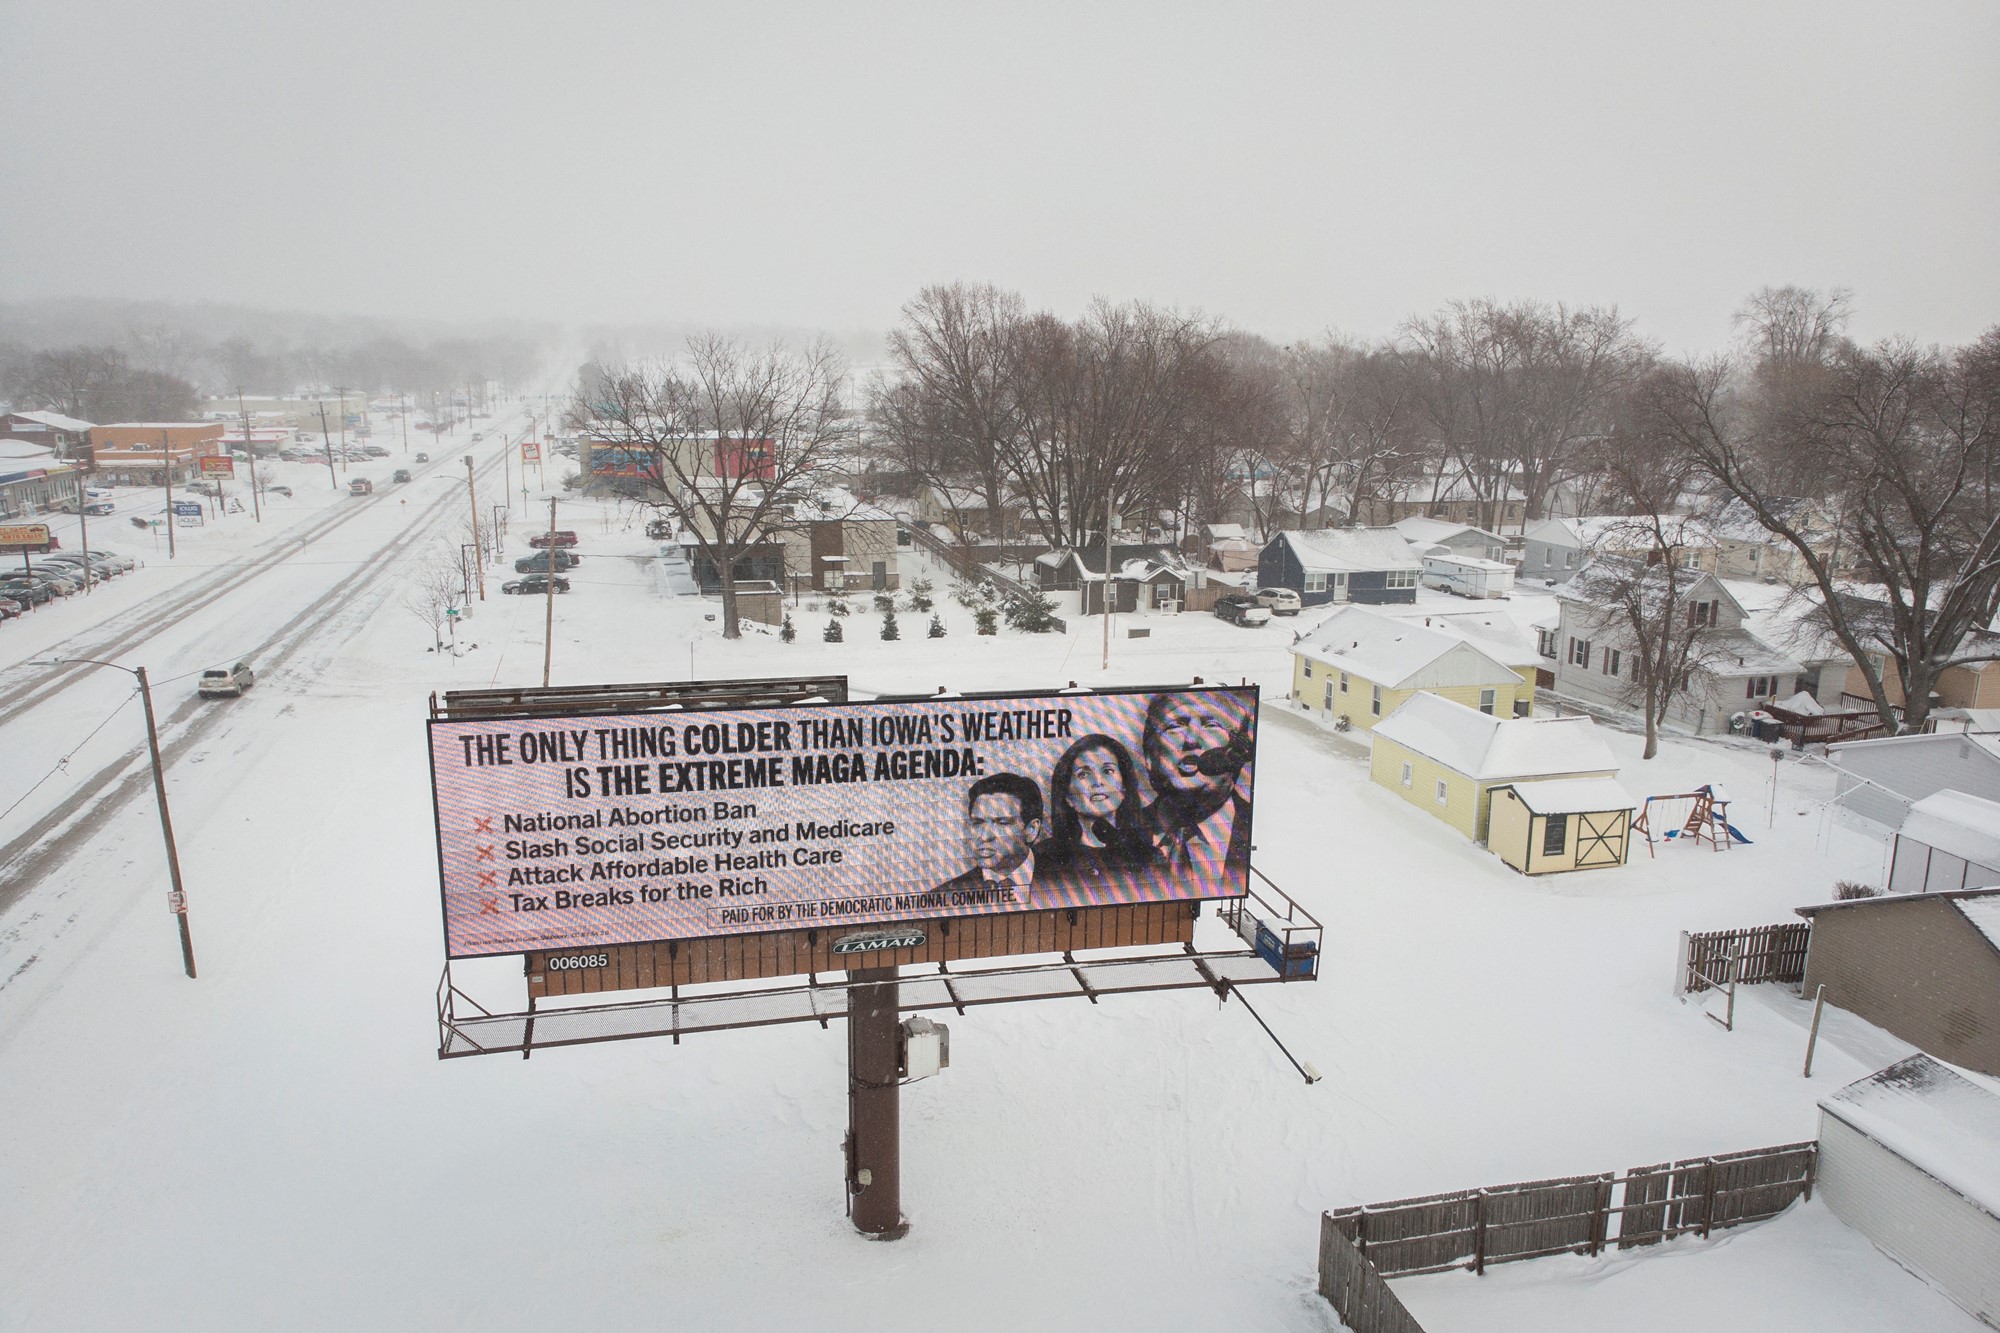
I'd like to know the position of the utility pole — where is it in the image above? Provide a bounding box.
[543,497,559,686]
[317,403,339,490]
[400,393,409,455]
[136,665,198,979]
[161,429,178,560]
[846,967,905,1238]
[1101,480,1114,671]
[76,476,93,592]
[238,389,262,522]
[464,455,486,600]
[336,386,349,468]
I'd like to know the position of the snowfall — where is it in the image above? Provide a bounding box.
[0,409,1983,1332]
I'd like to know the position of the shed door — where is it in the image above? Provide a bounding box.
[1574,811,1627,867]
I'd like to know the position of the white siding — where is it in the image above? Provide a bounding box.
[1817,1111,2000,1323]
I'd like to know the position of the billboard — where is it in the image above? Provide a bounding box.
[199,455,235,476]
[429,684,1257,959]
[586,443,655,478]
[521,441,541,463]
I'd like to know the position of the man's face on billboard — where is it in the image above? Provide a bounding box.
[1145,695,1250,798]
[967,792,1040,872]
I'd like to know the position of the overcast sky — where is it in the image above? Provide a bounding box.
[3,1,1994,353]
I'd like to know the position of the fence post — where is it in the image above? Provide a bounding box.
[1590,1175,1614,1255]
[1700,1158,1718,1238]
[1472,1189,1488,1275]
[1674,929,1691,997]
[1802,983,1826,1078]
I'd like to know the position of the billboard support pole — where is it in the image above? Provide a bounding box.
[847,967,906,1239]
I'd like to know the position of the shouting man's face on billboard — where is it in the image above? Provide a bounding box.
[967,792,1040,874]
[1144,693,1251,803]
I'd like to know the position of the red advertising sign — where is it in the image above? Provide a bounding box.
[521,441,541,462]
[0,523,54,552]
[199,455,235,476]
[714,436,775,481]
[428,684,1258,958]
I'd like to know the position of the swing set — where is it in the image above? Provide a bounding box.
[1633,784,1754,857]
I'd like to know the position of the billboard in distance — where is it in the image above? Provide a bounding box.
[199,455,235,476]
[429,684,1257,959]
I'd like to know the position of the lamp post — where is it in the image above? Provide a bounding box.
[34,657,196,978]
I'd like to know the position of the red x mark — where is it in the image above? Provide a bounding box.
[477,871,497,889]
[475,845,496,861]
[480,898,500,914]
[473,817,493,834]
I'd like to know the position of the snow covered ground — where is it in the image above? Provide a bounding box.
[0,494,1977,1331]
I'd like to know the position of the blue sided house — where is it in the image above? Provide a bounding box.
[1258,528,1423,607]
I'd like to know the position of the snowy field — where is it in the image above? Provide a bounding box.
[0,486,1978,1332]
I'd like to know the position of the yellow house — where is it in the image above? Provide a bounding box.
[1290,605,1532,733]
[1368,692,1620,842]
[1488,778,1638,874]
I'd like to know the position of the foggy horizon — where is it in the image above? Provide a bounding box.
[4,1,1995,357]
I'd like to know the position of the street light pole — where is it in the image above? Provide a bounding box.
[464,455,486,600]
[38,658,196,978]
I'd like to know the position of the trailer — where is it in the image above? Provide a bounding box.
[1420,552,1514,599]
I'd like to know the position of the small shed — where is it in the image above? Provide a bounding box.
[1890,790,2000,895]
[1816,1055,2000,1325]
[1795,886,2000,1076]
[1419,552,1515,599]
[1488,777,1638,874]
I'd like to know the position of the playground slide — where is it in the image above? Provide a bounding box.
[1722,823,1753,844]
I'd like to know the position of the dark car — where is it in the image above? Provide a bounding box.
[414,452,430,463]
[1213,594,1273,627]
[513,550,579,574]
[502,574,570,595]
[392,469,412,483]
[645,518,674,540]
[263,484,294,498]
[0,579,55,606]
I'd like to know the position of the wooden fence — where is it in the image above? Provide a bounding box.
[906,526,1067,633]
[1317,1214,1428,1333]
[1322,1141,1816,1285]
[1678,922,1811,995]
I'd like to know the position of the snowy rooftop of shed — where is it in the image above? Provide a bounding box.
[1372,692,1618,781]
[1821,1054,2000,1219]
[1901,790,2000,871]
[1503,777,1638,815]
[1294,606,1516,688]
[1392,516,1500,547]
[7,409,94,432]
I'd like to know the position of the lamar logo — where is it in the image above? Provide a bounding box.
[832,928,927,955]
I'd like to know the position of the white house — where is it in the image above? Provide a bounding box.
[1519,517,1584,580]
[1827,732,2000,831]
[1552,562,1803,735]
[1391,516,1506,563]
[1816,1055,2000,1326]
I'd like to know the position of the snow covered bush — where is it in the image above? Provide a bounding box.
[928,613,946,638]
[824,618,844,642]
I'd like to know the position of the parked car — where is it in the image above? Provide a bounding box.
[349,478,374,495]
[197,662,256,698]
[528,529,579,548]
[185,479,222,497]
[363,445,391,458]
[0,575,65,604]
[502,574,570,595]
[514,550,579,574]
[1213,595,1272,627]
[38,553,120,582]
[645,518,675,540]
[263,484,294,498]
[1252,587,1302,616]
[0,597,23,619]
[392,469,412,483]
[413,452,430,463]
[470,432,483,442]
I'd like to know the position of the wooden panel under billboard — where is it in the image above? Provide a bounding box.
[525,901,1196,999]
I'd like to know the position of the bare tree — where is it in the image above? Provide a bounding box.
[405,545,467,652]
[1650,328,2000,733]
[584,334,851,637]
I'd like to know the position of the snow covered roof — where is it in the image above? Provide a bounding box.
[1524,517,1583,546]
[1276,527,1421,573]
[1503,777,1638,815]
[1900,791,2000,871]
[7,409,94,432]
[1821,1054,2000,1219]
[1421,553,1512,573]
[1960,895,2000,954]
[0,438,58,461]
[1294,606,1518,688]
[1372,692,1619,781]
[1400,609,1543,668]
[1705,627,1805,677]
[1392,517,1501,548]
[1929,708,2000,734]
[1039,545,1189,581]
[1203,522,1247,541]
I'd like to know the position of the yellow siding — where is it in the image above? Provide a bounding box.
[1490,787,1534,870]
[1369,736,1482,841]
[1291,656,1533,731]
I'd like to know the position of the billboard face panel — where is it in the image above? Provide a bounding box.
[430,685,1256,958]
[586,445,654,478]
[199,455,235,476]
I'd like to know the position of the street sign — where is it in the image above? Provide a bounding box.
[171,500,203,517]
[521,442,541,462]
[0,523,53,552]
[199,455,235,476]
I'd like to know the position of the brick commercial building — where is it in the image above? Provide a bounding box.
[89,422,226,486]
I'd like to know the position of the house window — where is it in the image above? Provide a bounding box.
[1565,550,1577,567]
[1687,600,1718,628]
[1304,661,1314,679]
[1568,637,1591,667]
[1400,762,1413,789]
[1339,672,1349,694]
[1435,779,1449,805]
[1543,813,1569,857]
[1746,675,1778,699]
[1479,688,1496,715]
[1305,571,1328,593]
[1386,569,1417,590]
[1602,649,1620,677]
[1371,685,1383,716]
